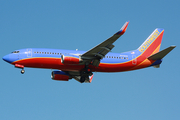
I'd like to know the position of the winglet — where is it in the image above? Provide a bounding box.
[115,21,129,35]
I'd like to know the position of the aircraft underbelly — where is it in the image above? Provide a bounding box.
[12,57,154,72]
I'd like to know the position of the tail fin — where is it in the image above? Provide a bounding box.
[137,28,164,58]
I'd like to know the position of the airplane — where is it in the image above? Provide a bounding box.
[2,21,176,83]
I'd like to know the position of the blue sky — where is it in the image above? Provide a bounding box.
[0,0,180,120]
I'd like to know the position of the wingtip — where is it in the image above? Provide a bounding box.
[115,21,129,35]
[170,45,176,48]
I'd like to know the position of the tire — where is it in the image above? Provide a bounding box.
[21,69,25,74]
[80,76,85,83]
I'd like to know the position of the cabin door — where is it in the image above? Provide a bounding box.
[132,55,137,65]
[27,49,32,57]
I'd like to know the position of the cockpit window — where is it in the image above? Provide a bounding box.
[12,51,20,53]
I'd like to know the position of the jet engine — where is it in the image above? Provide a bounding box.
[61,55,81,65]
[51,71,71,81]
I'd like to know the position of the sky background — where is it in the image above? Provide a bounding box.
[0,0,180,120]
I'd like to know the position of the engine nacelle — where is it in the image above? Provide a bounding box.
[51,71,70,81]
[61,55,81,65]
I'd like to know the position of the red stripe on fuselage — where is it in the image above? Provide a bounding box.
[12,57,85,71]
[12,57,137,72]
[11,56,151,72]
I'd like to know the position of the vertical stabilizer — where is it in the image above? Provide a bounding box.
[137,28,164,58]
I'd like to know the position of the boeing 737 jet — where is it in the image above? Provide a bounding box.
[2,21,176,83]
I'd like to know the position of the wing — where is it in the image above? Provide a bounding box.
[81,21,129,67]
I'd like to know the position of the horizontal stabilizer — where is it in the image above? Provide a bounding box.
[148,46,176,60]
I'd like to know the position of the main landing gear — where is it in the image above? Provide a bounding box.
[80,76,86,83]
[80,64,93,83]
[80,74,89,83]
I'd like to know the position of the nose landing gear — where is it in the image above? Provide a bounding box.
[15,64,25,74]
[21,69,25,74]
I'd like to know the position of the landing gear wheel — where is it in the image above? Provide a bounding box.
[80,76,85,83]
[21,69,25,74]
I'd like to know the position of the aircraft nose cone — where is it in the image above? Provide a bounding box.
[2,54,10,63]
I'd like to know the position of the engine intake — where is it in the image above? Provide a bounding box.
[51,71,70,81]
